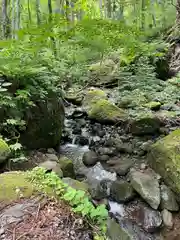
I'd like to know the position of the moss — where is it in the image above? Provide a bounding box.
[83,89,107,106]
[58,157,75,178]
[144,101,161,110]
[0,171,34,201]
[88,99,127,123]
[148,129,180,199]
[129,111,161,135]
[0,139,10,164]
[88,59,115,75]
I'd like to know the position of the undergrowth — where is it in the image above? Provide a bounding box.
[28,167,108,239]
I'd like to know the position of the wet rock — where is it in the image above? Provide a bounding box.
[107,157,133,176]
[98,147,115,156]
[72,125,82,134]
[87,178,111,200]
[110,180,135,203]
[62,177,88,192]
[99,155,109,162]
[116,142,133,154]
[74,135,89,146]
[129,111,161,135]
[82,150,98,167]
[39,160,63,178]
[77,119,86,127]
[86,162,117,182]
[161,209,173,229]
[130,169,160,209]
[160,184,179,212]
[59,144,89,178]
[148,129,180,199]
[125,202,162,233]
[58,156,75,178]
[107,217,162,240]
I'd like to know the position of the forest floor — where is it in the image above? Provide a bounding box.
[0,196,93,240]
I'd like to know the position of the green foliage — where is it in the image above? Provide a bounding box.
[28,167,108,238]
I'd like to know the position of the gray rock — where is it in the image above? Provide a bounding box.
[161,209,173,229]
[45,153,58,162]
[107,218,134,240]
[125,202,162,233]
[110,180,135,203]
[100,155,109,162]
[39,160,63,178]
[62,177,88,192]
[82,150,98,167]
[107,157,133,176]
[87,178,111,200]
[130,170,160,209]
[160,184,179,212]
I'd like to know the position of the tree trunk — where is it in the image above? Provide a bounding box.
[2,0,8,38]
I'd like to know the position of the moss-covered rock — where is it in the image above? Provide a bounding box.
[148,129,180,199]
[83,89,107,106]
[118,91,148,109]
[88,99,127,123]
[0,139,10,164]
[62,177,89,192]
[0,171,34,201]
[129,111,161,135]
[83,89,127,123]
[20,98,65,149]
[58,156,75,178]
[144,101,161,110]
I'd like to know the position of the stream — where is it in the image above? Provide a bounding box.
[59,103,166,240]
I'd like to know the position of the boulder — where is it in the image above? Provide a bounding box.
[129,111,161,135]
[160,184,179,211]
[107,157,133,176]
[83,89,127,124]
[129,169,160,209]
[58,156,75,178]
[148,129,180,200]
[87,178,111,200]
[82,150,98,167]
[110,180,135,203]
[161,209,173,229]
[125,202,162,233]
[0,171,34,201]
[20,97,65,149]
[0,139,10,164]
[88,99,127,124]
[39,160,63,178]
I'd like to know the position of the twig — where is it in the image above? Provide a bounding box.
[15,227,34,240]
[12,227,16,240]
[35,203,41,220]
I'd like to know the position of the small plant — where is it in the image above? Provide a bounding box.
[28,167,108,239]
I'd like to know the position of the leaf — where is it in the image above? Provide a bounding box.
[9,142,22,151]
[1,82,12,87]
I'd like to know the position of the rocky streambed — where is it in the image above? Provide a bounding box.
[0,82,180,240]
[57,86,180,239]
